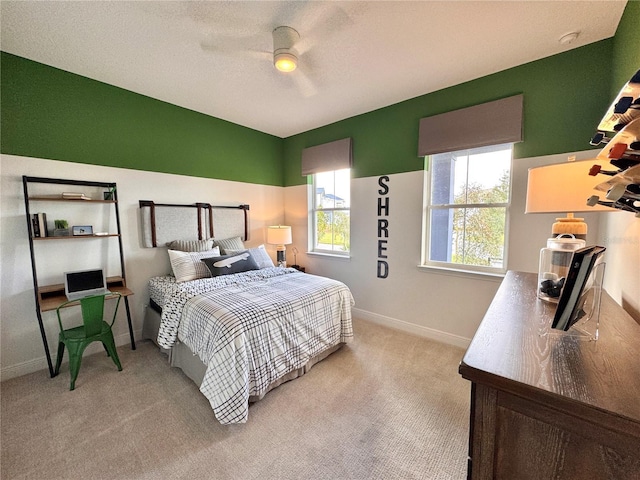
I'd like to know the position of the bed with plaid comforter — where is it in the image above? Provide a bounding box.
[151,267,354,424]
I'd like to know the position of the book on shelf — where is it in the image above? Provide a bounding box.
[32,215,40,237]
[551,245,606,331]
[32,213,48,238]
[61,192,91,200]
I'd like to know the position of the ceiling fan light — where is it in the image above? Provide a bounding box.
[274,52,297,72]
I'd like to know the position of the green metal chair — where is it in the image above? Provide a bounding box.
[54,293,123,390]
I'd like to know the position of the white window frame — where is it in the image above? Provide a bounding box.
[309,169,351,256]
[421,144,513,276]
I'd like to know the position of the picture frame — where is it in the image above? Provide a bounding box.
[72,225,93,236]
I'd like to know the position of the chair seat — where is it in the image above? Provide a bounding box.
[61,322,112,342]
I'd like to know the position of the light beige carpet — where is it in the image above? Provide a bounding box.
[1,318,470,479]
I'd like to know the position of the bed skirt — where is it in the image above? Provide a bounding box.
[142,304,343,402]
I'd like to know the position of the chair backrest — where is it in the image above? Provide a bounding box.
[80,294,106,337]
[56,293,122,338]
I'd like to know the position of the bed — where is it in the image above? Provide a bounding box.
[139,201,354,424]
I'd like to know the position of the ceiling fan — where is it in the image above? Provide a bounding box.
[272,26,299,72]
[271,25,318,97]
[197,1,358,97]
[200,24,318,97]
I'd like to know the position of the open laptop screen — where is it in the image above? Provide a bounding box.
[64,269,108,300]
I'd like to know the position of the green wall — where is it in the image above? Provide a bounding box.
[2,2,637,188]
[283,1,639,186]
[611,0,640,96]
[283,39,614,186]
[1,52,284,186]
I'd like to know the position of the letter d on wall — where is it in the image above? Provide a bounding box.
[377,260,389,279]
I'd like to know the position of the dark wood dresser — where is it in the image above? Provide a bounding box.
[459,271,640,480]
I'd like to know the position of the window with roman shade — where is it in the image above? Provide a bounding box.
[419,95,523,274]
[302,138,352,255]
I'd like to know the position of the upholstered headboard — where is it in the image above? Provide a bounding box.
[139,200,249,248]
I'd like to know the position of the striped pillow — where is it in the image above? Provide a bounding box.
[165,238,214,252]
[212,236,245,254]
[168,247,221,282]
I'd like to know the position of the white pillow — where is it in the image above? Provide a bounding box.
[168,247,221,282]
[227,244,275,269]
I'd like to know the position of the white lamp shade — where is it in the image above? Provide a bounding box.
[267,225,292,245]
[525,159,612,213]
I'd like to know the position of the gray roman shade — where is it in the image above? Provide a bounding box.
[418,94,523,157]
[301,137,352,175]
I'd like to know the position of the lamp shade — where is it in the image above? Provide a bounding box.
[267,225,292,245]
[525,159,612,213]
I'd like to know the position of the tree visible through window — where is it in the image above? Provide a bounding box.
[312,169,350,254]
[424,144,512,273]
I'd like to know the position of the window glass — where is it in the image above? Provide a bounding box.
[425,144,512,273]
[312,169,350,254]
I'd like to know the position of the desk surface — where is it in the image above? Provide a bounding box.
[459,270,640,427]
[38,276,133,312]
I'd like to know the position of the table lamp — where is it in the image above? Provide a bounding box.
[525,158,611,239]
[526,158,611,301]
[267,225,292,267]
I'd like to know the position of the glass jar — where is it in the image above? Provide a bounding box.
[538,235,586,303]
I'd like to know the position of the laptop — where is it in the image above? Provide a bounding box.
[64,268,110,301]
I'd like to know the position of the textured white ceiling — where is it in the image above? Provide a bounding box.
[0,1,627,138]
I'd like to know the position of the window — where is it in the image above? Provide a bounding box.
[423,143,512,274]
[311,168,350,254]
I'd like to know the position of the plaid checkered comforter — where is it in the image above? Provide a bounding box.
[151,268,354,424]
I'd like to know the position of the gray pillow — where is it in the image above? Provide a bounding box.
[212,236,245,254]
[201,252,259,277]
[226,244,275,269]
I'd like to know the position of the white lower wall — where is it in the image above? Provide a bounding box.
[286,171,504,342]
[599,211,640,318]
[284,149,637,344]
[0,155,284,380]
[3,149,638,380]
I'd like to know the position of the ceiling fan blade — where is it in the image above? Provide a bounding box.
[294,3,354,55]
[294,36,313,56]
[200,31,267,55]
[292,68,318,98]
[246,49,272,61]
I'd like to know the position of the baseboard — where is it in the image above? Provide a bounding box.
[1,357,48,382]
[352,307,471,349]
[3,314,471,381]
[0,329,142,382]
